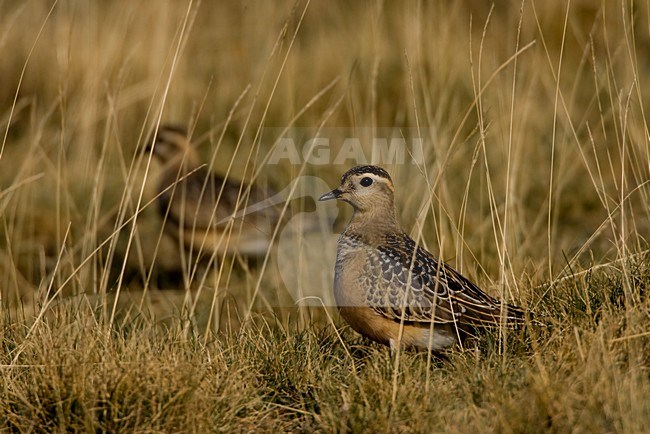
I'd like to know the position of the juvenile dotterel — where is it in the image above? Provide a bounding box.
[147,125,282,258]
[319,165,525,350]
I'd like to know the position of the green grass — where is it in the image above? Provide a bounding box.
[1,1,649,432]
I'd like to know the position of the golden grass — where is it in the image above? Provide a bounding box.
[1,0,649,431]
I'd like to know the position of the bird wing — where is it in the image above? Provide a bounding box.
[159,167,281,232]
[366,233,524,327]
[159,167,231,229]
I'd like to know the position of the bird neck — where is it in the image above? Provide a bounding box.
[162,148,202,174]
[345,203,401,244]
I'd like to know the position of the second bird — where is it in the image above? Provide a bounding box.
[147,125,282,259]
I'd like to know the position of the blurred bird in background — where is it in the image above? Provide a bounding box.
[145,125,286,264]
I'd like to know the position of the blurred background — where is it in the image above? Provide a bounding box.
[1,0,649,333]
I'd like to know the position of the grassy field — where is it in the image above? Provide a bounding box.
[1,0,649,432]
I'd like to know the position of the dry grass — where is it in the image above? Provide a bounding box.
[1,1,649,432]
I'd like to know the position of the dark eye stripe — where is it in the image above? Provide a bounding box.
[360,177,373,187]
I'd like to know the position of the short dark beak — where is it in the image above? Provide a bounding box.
[318,189,341,201]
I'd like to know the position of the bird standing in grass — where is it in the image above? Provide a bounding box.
[319,165,525,351]
[146,125,282,259]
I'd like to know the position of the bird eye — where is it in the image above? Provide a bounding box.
[360,177,373,187]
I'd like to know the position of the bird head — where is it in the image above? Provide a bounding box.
[145,125,198,166]
[319,165,395,213]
